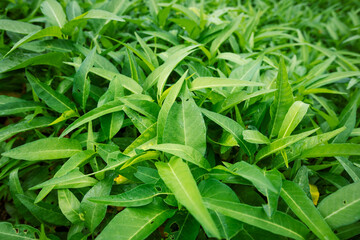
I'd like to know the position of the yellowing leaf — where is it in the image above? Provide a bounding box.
[114,175,129,184]
[309,184,320,205]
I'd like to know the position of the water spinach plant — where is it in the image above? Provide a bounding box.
[0,0,360,239]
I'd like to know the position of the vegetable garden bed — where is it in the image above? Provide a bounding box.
[0,0,360,239]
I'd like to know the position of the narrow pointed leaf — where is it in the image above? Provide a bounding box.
[41,0,67,28]
[60,100,123,137]
[278,101,309,138]
[280,181,338,240]
[95,199,175,240]
[156,157,220,238]
[270,56,294,138]
[2,138,81,160]
[203,198,309,240]
[318,181,360,229]
[73,48,96,110]
[201,108,254,157]
[26,71,76,113]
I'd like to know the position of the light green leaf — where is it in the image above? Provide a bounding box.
[270,56,294,138]
[308,71,360,89]
[256,128,318,162]
[89,184,165,207]
[190,77,264,91]
[73,47,96,110]
[58,189,81,223]
[210,15,242,56]
[0,19,41,34]
[203,198,309,240]
[335,157,360,182]
[163,87,207,155]
[146,144,210,169]
[243,130,270,144]
[17,194,69,226]
[318,181,360,229]
[0,117,53,142]
[225,162,277,193]
[199,178,243,239]
[278,101,309,138]
[143,45,197,95]
[26,71,76,113]
[0,96,43,116]
[302,144,360,158]
[96,198,175,240]
[281,181,338,240]
[2,138,82,161]
[157,70,187,143]
[156,157,220,238]
[60,100,123,137]
[41,0,67,28]
[201,108,255,157]
[80,175,113,233]
[0,222,37,240]
[35,150,96,203]
[30,168,97,190]
[5,26,63,57]
[64,64,143,94]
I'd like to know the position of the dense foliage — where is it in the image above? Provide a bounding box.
[1,0,360,239]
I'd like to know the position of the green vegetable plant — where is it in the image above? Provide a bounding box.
[0,0,360,239]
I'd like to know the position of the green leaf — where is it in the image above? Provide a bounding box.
[41,0,67,28]
[335,157,360,182]
[278,101,309,138]
[0,222,37,240]
[203,198,309,240]
[190,77,264,91]
[0,52,65,74]
[80,174,113,233]
[210,15,242,56]
[308,71,360,89]
[35,150,95,203]
[58,189,81,223]
[73,47,96,111]
[270,56,294,138]
[156,157,220,238]
[0,117,53,142]
[5,26,63,57]
[120,97,160,122]
[143,45,197,94]
[225,162,277,193]
[26,71,77,113]
[0,96,43,116]
[17,194,70,226]
[2,138,82,161]
[318,181,360,229]
[256,128,318,162]
[60,100,123,137]
[146,144,210,169]
[30,168,97,190]
[96,198,175,240]
[201,108,255,157]
[199,178,243,239]
[62,9,124,35]
[163,87,207,155]
[89,184,164,207]
[157,70,187,143]
[64,64,143,94]
[243,130,270,144]
[0,19,41,34]
[164,212,200,240]
[280,181,338,240]
[302,144,360,158]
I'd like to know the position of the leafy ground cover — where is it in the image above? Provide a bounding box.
[1,0,360,239]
